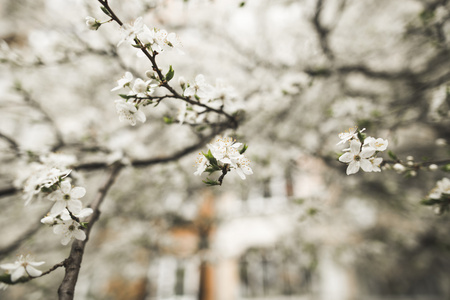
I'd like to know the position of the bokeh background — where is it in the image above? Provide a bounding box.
[0,0,450,299]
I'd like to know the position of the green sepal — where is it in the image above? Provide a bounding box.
[239,2,246,7]
[80,222,89,229]
[100,6,112,17]
[203,150,219,168]
[388,150,398,161]
[202,178,220,186]
[165,65,175,82]
[205,165,221,174]
[357,131,366,143]
[119,94,133,100]
[420,198,441,206]
[163,116,173,124]
[442,164,450,172]
[131,44,141,48]
[239,144,248,154]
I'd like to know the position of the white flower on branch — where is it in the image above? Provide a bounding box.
[194,152,208,176]
[339,140,376,175]
[48,181,86,215]
[364,137,388,152]
[53,219,86,246]
[115,99,146,126]
[235,156,253,180]
[183,74,215,99]
[0,255,45,282]
[429,178,450,200]
[85,16,101,31]
[207,136,242,167]
[111,72,133,91]
[117,17,144,47]
[337,126,364,145]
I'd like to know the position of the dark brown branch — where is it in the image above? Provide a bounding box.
[57,164,123,300]
[0,186,18,198]
[0,132,20,156]
[312,0,334,61]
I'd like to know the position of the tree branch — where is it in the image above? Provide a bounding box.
[57,164,122,300]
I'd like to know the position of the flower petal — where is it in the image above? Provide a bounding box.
[70,187,86,199]
[50,200,67,215]
[60,181,71,194]
[68,200,83,214]
[74,229,86,241]
[349,140,361,154]
[360,159,373,172]
[346,161,360,175]
[339,152,354,163]
[11,267,25,282]
[26,265,42,277]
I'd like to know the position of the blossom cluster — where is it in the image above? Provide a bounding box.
[178,75,239,125]
[14,153,91,246]
[422,177,450,214]
[111,71,159,126]
[337,126,388,175]
[194,136,253,182]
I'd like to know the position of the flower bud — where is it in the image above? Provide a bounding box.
[435,138,447,146]
[409,170,417,177]
[85,17,101,31]
[41,215,56,225]
[406,156,414,161]
[178,76,186,90]
[393,163,405,173]
[145,70,156,79]
[429,164,438,171]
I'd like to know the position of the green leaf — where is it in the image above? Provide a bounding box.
[203,150,219,168]
[118,94,132,99]
[100,6,112,17]
[165,65,174,82]
[239,144,248,154]
[388,150,398,161]
[163,116,173,124]
[202,178,220,186]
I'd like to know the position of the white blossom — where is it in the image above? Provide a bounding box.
[85,16,100,31]
[183,74,215,99]
[369,157,383,172]
[364,137,388,151]
[117,17,144,47]
[428,178,450,199]
[0,255,45,282]
[207,136,242,167]
[337,126,364,145]
[111,72,133,91]
[53,220,86,245]
[235,156,253,180]
[194,153,208,176]
[115,99,146,126]
[339,140,376,175]
[48,181,86,215]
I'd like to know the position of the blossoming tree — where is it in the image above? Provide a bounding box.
[0,0,449,299]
